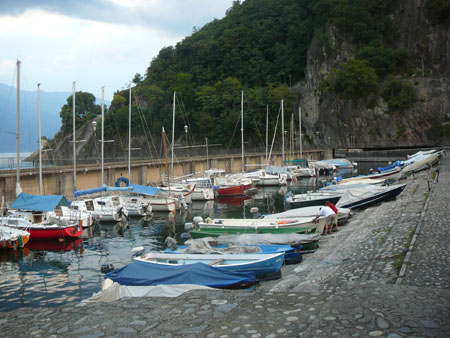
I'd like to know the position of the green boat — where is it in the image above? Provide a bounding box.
[189,225,316,239]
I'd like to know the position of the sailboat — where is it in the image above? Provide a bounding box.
[70,85,127,223]
[1,62,82,240]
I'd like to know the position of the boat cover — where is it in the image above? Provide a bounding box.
[216,233,321,246]
[105,260,256,288]
[176,238,263,254]
[10,193,70,211]
[85,283,216,302]
[336,184,405,208]
[401,153,439,175]
[129,184,160,196]
[74,186,107,198]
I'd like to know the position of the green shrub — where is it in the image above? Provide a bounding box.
[382,78,417,111]
[325,59,379,98]
[357,45,409,76]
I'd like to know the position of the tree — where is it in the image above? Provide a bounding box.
[325,59,379,98]
[132,73,143,84]
[59,91,101,134]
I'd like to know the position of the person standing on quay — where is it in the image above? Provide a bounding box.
[326,200,339,232]
[314,204,335,235]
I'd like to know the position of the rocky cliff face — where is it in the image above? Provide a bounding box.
[299,0,449,149]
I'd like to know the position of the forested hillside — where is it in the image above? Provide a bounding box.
[52,0,450,159]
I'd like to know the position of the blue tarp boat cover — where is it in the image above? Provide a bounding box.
[10,192,70,211]
[105,260,256,288]
[129,184,160,196]
[74,186,107,198]
[377,160,404,172]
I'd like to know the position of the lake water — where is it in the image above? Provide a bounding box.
[0,162,384,312]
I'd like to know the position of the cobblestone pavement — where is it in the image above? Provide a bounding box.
[1,153,449,338]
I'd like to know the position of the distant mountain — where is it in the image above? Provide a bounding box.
[0,83,70,152]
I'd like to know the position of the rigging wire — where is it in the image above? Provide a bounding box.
[176,93,198,158]
[267,102,282,164]
[133,88,159,159]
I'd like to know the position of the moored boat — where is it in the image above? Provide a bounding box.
[0,226,30,249]
[285,191,342,208]
[336,183,407,210]
[5,193,83,240]
[103,260,257,289]
[135,251,285,278]
[166,239,302,264]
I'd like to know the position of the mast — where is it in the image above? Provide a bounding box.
[16,60,20,191]
[281,99,285,163]
[38,83,43,195]
[72,81,76,192]
[170,91,176,179]
[290,113,294,160]
[241,90,244,172]
[162,127,170,194]
[101,86,105,186]
[128,86,131,183]
[299,107,302,158]
[265,104,268,165]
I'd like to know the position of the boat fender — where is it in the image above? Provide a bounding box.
[18,235,24,248]
[100,264,115,274]
[102,278,114,291]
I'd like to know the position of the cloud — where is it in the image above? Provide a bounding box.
[0,0,232,34]
[0,1,233,100]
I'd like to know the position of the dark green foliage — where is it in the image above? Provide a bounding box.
[382,78,417,111]
[329,0,394,45]
[426,0,450,24]
[325,59,379,98]
[357,45,409,76]
[59,92,101,134]
[57,0,414,148]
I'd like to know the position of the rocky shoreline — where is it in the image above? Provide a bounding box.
[1,153,449,338]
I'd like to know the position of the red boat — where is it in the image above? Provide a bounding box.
[5,193,83,240]
[216,183,253,197]
[27,225,83,240]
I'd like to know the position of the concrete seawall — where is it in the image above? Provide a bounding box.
[0,149,330,204]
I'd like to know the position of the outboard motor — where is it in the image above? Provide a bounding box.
[184,222,194,231]
[250,207,261,219]
[100,264,115,274]
[193,216,204,227]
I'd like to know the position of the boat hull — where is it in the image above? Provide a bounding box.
[216,183,253,197]
[287,195,341,208]
[135,252,285,278]
[28,225,83,240]
[338,184,406,210]
[189,225,315,238]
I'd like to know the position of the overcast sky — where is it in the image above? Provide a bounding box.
[0,0,233,101]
